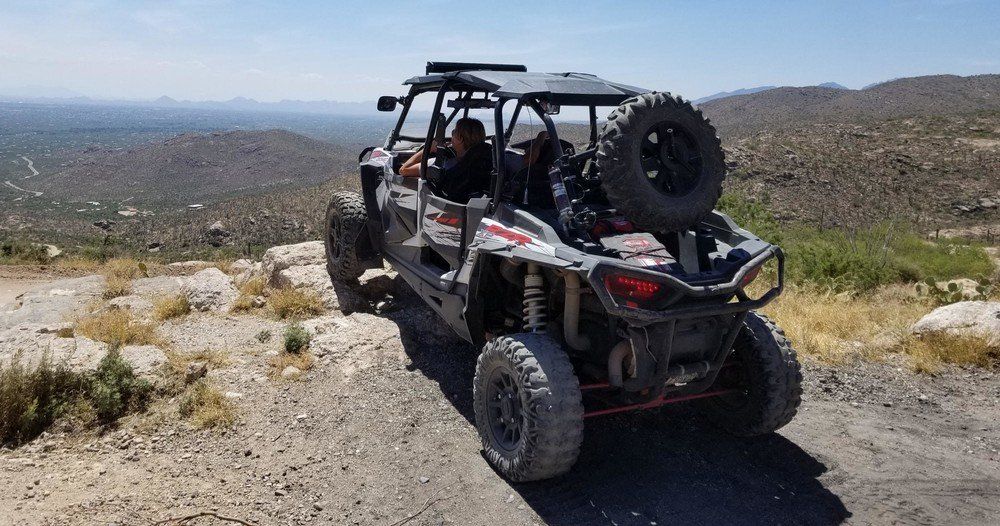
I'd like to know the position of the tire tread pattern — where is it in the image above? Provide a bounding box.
[473,333,584,482]
[324,191,368,282]
[596,92,726,231]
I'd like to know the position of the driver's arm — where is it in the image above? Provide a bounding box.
[399,141,437,178]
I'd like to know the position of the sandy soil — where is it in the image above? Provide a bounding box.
[1,274,998,525]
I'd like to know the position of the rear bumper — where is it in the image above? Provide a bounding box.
[586,246,784,324]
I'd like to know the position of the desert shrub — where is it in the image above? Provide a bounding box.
[888,233,994,283]
[0,239,50,264]
[0,348,152,444]
[87,347,152,423]
[269,288,324,319]
[102,275,133,299]
[716,192,783,244]
[782,225,899,292]
[283,323,311,353]
[153,294,190,321]
[101,258,147,299]
[179,380,236,429]
[719,193,994,293]
[268,350,315,380]
[231,277,267,313]
[75,309,160,346]
[0,353,84,445]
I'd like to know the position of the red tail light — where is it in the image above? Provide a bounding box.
[603,274,667,308]
[739,266,761,288]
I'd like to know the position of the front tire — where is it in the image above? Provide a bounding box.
[695,312,802,436]
[324,191,368,283]
[473,333,584,482]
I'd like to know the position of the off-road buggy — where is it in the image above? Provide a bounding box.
[325,62,801,481]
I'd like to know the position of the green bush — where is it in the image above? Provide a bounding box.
[87,347,152,423]
[0,353,84,445]
[0,238,50,264]
[283,324,311,354]
[716,193,783,244]
[719,192,994,293]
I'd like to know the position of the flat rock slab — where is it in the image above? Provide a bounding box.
[0,275,105,330]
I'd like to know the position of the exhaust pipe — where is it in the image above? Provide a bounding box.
[562,272,590,351]
[608,340,633,387]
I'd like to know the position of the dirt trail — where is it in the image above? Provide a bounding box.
[0,278,998,526]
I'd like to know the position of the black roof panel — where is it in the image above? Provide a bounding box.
[403,69,649,106]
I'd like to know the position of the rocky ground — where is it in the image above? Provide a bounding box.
[1,243,999,526]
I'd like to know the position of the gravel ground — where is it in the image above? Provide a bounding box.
[1,276,999,525]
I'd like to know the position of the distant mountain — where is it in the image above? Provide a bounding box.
[694,82,848,104]
[0,85,88,99]
[0,91,380,116]
[699,74,1000,138]
[694,86,777,104]
[34,130,356,207]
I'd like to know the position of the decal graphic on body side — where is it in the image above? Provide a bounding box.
[475,219,556,256]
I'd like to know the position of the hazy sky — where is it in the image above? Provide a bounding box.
[1,0,998,102]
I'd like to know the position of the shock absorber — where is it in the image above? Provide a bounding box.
[522,263,547,332]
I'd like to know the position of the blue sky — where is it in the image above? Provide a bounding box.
[1,0,998,102]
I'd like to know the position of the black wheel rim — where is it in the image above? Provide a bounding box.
[486,368,523,452]
[639,122,703,197]
[327,215,342,259]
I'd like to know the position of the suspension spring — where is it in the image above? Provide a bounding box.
[522,270,547,332]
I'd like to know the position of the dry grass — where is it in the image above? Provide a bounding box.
[102,275,133,299]
[268,287,325,319]
[761,285,932,364]
[904,332,1000,374]
[75,309,161,346]
[153,294,190,321]
[178,380,237,429]
[165,348,231,376]
[100,258,147,299]
[268,351,315,380]
[231,276,267,313]
[762,284,1000,373]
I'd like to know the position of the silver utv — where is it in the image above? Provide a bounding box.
[325,62,801,482]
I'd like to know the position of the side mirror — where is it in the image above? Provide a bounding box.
[377,96,399,112]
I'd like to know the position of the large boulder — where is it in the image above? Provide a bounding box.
[230,258,262,286]
[274,264,367,312]
[911,301,1000,344]
[261,241,326,285]
[181,268,238,312]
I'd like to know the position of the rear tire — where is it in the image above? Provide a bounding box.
[473,333,584,482]
[695,312,802,436]
[596,92,725,232]
[324,191,368,283]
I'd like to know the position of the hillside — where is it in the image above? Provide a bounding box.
[700,74,1000,139]
[724,110,1000,230]
[33,129,356,207]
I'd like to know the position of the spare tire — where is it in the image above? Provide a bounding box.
[596,92,725,231]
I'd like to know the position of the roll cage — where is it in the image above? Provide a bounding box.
[381,62,650,222]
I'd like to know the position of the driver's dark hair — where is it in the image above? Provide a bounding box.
[454,117,486,147]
